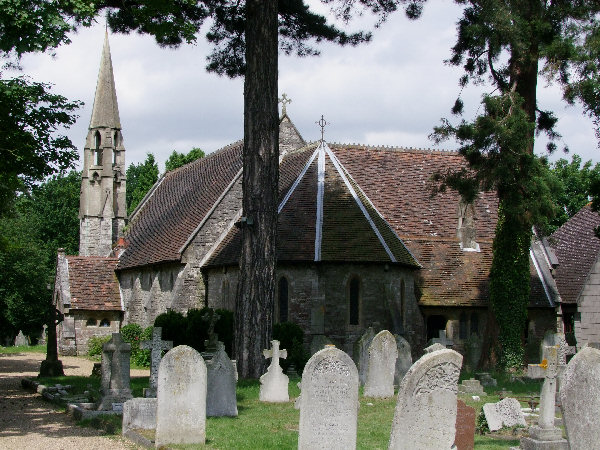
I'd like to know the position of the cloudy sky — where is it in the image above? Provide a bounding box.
[13,1,600,173]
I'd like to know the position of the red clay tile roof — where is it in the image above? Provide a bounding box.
[117,142,243,270]
[66,256,121,310]
[550,204,600,304]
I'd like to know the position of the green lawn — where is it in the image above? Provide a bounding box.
[10,348,540,448]
[0,344,47,354]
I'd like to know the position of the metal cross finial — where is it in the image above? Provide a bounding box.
[316,115,328,142]
[279,93,292,116]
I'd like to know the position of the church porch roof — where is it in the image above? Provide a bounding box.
[66,256,121,311]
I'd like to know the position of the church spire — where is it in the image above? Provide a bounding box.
[89,30,121,130]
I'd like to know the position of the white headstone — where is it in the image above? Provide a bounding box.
[140,327,172,398]
[259,340,289,402]
[98,333,132,410]
[364,330,397,398]
[482,397,526,432]
[355,327,375,385]
[559,346,600,450]
[394,335,412,386]
[155,345,207,447]
[298,346,359,449]
[206,342,238,417]
[122,398,156,435]
[389,349,463,449]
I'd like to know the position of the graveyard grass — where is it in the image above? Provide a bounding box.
[7,348,538,448]
[0,344,46,354]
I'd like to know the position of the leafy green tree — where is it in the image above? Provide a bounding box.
[0,77,82,216]
[548,155,600,231]
[126,153,159,215]
[164,147,205,172]
[419,1,600,368]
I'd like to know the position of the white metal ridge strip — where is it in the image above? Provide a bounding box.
[315,142,326,261]
[277,146,319,214]
[530,247,555,308]
[325,145,396,262]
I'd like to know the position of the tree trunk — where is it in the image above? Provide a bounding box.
[234,0,279,379]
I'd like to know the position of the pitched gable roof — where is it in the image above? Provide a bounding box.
[117,142,243,270]
[551,204,600,304]
[66,256,121,311]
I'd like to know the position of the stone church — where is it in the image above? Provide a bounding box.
[55,33,559,362]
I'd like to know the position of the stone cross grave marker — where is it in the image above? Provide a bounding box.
[519,345,568,448]
[559,345,600,450]
[140,327,172,398]
[394,335,412,386]
[206,341,238,417]
[155,345,207,447]
[389,348,463,449]
[364,330,397,398]
[259,339,289,402]
[430,329,454,348]
[98,333,132,410]
[298,346,359,449]
[203,311,220,354]
[354,327,375,385]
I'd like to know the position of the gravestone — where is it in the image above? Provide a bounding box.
[206,342,238,417]
[98,333,132,410]
[482,398,526,432]
[310,334,333,356]
[394,335,412,386]
[39,325,48,345]
[424,342,446,353]
[354,327,375,385]
[122,397,156,435]
[475,372,497,387]
[259,340,289,402]
[465,333,482,371]
[455,399,475,450]
[389,348,463,449]
[458,379,485,395]
[140,327,172,398]
[519,345,568,449]
[155,345,207,447]
[364,330,397,398]
[298,346,359,449]
[559,346,600,450]
[14,330,28,347]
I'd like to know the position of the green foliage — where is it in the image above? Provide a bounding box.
[154,308,234,355]
[273,321,309,373]
[126,153,159,215]
[547,154,600,232]
[0,77,81,216]
[154,310,187,347]
[476,409,490,434]
[120,323,152,367]
[164,147,205,172]
[87,335,111,359]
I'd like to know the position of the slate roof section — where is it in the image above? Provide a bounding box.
[550,204,600,304]
[117,142,243,270]
[66,256,121,311]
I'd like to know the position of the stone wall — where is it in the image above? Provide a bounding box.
[80,217,114,257]
[58,310,121,356]
[574,256,600,348]
[206,263,424,357]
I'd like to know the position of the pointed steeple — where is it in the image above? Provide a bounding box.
[89,31,121,130]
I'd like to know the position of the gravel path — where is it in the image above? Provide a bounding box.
[0,351,149,449]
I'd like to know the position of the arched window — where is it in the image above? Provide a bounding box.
[278,277,289,323]
[94,131,102,166]
[99,319,110,327]
[349,276,360,326]
[459,313,468,339]
[86,318,97,327]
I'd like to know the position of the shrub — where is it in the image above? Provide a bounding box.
[120,323,151,367]
[154,310,187,346]
[273,322,309,373]
[214,309,234,356]
[185,308,210,353]
[87,335,111,359]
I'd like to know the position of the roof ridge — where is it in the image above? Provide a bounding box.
[327,142,458,154]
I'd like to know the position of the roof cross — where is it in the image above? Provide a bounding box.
[316,115,329,142]
[279,93,292,116]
